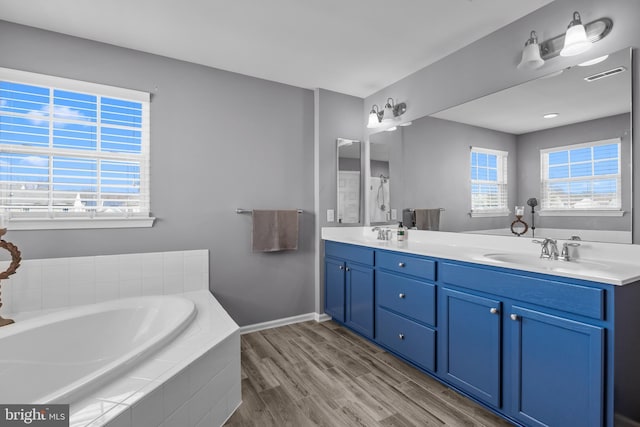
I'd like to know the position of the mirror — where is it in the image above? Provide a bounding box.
[337,138,362,224]
[369,47,632,243]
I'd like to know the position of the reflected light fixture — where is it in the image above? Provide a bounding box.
[578,55,609,66]
[560,11,592,57]
[516,12,612,70]
[517,31,544,70]
[543,113,559,119]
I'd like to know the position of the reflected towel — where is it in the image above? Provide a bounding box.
[402,208,416,228]
[414,209,441,231]
[252,210,299,252]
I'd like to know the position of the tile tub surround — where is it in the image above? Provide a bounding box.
[1,250,209,315]
[0,250,242,427]
[322,227,640,285]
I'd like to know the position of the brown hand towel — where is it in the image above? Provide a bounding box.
[252,210,299,252]
[414,208,441,231]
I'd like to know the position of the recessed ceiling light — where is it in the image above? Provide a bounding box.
[578,55,609,66]
[543,113,559,119]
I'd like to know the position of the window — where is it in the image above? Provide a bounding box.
[540,139,621,214]
[0,67,152,229]
[470,147,508,217]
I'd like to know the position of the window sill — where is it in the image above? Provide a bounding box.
[469,211,510,218]
[6,217,156,231]
[539,210,625,217]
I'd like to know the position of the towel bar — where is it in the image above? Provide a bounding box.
[236,208,303,214]
[408,208,445,212]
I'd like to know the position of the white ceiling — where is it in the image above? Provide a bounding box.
[0,0,554,98]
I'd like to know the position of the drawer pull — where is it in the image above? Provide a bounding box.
[338,265,344,270]
[345,267,350,272]
[399,293,406,299]
[490,307,499,314]
[510,314,519,321]
[398,262,406,268]
[398,333,405,340]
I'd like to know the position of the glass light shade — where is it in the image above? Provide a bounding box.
[515,206,525,216]
[367,111,380,128]
[560,24,592,57]
[382,102,395,122]
[517,42,544,70]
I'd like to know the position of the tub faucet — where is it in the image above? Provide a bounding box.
[532,238,559,260]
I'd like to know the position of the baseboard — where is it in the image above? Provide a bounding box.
[240,312,328,334]
[615,413,640,427]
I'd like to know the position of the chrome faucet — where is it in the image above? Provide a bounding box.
[560,241,581,261]
[532,238,559,260]
[371,226,392,240]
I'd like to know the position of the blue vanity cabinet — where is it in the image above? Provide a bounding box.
[439,288,502,407]
[375,251,437,372]
[324,241,375,338]
[509,305,604,427]
[439,261,606,427]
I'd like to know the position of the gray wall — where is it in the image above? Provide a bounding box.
[517,114,632,232]
[364,0,640,243]
[0,20,315,326]
[399,116,517,232]
[315,89,364,313]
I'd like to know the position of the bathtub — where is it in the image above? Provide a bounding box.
[0,295,196,404]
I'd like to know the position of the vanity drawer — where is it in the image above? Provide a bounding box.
[325,241,374,266]
[440,262,605,320]
[377,250,436,280]
[376,307,436,372]
[376,271,436,326]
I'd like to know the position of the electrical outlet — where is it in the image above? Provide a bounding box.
[391,209,397,220]
[327,209,335,222]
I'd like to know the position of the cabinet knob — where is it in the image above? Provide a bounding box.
[338,265,344,270]
[345,267,350,271]
[398,262,406,268]
[399,293,406,299]
[490,307,499,314]
[510,314,519,321]
[398,333,405,340]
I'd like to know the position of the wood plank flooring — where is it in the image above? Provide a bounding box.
[224,320,514,427]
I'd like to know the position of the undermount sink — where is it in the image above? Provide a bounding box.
[478,253,612,273]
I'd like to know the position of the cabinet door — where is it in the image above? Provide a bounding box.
[440,288,502,407]
[509,305,604,427]
[324,258,345,322]
[345,263,375,338]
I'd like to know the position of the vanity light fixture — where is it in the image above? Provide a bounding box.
[517,31,545,70]
[560,12,591,57]
[516,12,612,70]
[367,105,382,128]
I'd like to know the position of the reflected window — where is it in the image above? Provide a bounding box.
[470,147,508,216]
[540,139,621,211]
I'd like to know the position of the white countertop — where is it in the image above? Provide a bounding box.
[322,227,640,286]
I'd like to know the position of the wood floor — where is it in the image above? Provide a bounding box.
[224,320,514,427]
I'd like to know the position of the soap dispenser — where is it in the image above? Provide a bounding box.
[397,222,406,242]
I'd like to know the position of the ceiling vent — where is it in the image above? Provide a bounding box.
[584,66,626,82]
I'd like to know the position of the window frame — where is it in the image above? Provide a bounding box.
[0,67,154,230]
[469,146,509,218]
[539,138,623,217]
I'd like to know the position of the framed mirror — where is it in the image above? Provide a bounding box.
[337,138,362,224]
[368,47,632,243]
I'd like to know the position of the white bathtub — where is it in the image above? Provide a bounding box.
[0,295,196,404]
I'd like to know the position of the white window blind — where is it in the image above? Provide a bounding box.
[470,147,508,216]
[540,138,621,212]
[0,68,151,223]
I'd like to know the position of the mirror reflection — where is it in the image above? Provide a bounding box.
[370,138,391,223]
[369,47,632,243]
[337,138,361,224]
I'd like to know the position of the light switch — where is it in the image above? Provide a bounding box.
[327,209,335,222]
[391,209,397,220]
